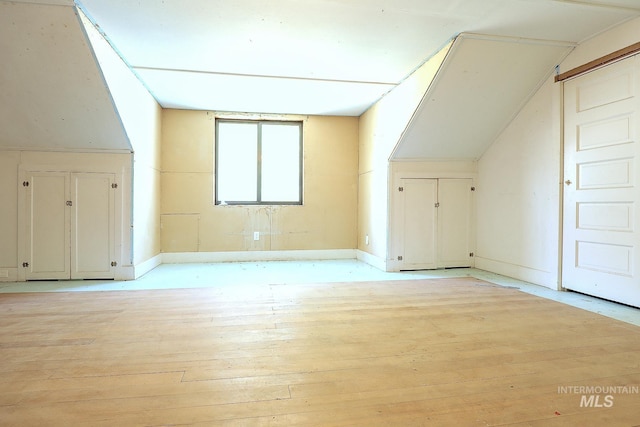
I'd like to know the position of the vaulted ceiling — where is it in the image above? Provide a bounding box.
[1,0,640,154]
[77,0,640,117]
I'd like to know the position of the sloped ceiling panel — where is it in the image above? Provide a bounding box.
[76,0,639,116]
[0,1,130,151]
[391,34,574,160]
[135,68,395,117]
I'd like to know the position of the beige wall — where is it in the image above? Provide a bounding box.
[476,16,640,289]
[0,152,20,272]
[83,9,163,271]
[358,42,452,265]
[161,110,358,253]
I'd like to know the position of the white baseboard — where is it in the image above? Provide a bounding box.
[0,267,18,282]
[115,266,135,281]
[162,249,357,264]
[475,256,559,290]
[356,250,387,271]
[132,253,163,279]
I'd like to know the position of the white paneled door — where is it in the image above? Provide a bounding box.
[400,178,438,269]
[438,178,474,268]
[71,173,116,279]
[398,178,474,270]
[563,55,640,308]
[26,172,71,280]
[25,171,116,280]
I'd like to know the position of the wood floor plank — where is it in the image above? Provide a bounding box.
[1,277,639,426]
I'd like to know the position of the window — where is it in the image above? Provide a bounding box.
[215,119,303,205]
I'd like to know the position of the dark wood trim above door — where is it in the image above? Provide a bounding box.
[555,42,640,82]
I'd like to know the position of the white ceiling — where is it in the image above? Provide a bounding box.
[391,34,574,160]
[75,0,640,116]
[1,0,639,154]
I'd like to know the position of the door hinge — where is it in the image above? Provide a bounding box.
[469,252,474,257]
[22,181,30,187]
[22,262,29,268]
[434,202,440,208]
[397,256,403,261]
[398,186,404,192]
[111,261,117,267]
[111,183,118,189]
[66,200,73,206]
[471,186,476,191]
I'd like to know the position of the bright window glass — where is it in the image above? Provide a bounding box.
[261,123,301,202]
[215,120,302,205]
[216,122,258,203]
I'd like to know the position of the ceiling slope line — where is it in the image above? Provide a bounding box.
[461,32,577,48]
[131,66,399,87]
[550,0,640,13]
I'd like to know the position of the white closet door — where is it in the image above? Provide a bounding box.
[71,173,115,279]
[25,172,70,280]
[438,178,473,268]
[563,55,640,308]
[401,178,438,269]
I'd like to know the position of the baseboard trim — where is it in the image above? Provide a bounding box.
[114,266,135,281]
[356,250,387,271]
[162,249,357,264]
[132,254,163,279]
[0,267,18,282]
[474,256,559,290]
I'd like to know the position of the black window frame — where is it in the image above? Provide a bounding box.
[215,119,303,206]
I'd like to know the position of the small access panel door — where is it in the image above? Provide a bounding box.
[25,172,71,280]
[438,178,474,268]
[400,178,438,270]
[71,173,116,279]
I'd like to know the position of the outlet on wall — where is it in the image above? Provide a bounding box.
[365,235,369,245]
[253,231,260,241]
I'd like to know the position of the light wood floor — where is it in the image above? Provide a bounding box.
[1,277,639,426]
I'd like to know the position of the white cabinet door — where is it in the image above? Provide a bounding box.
[71,173,115,279]
[25,172,71,280]
[398,178,474,270]
[400,178,438,269]
[563,55,640,308]
[24,171,115,280]
[438,178,473,268]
